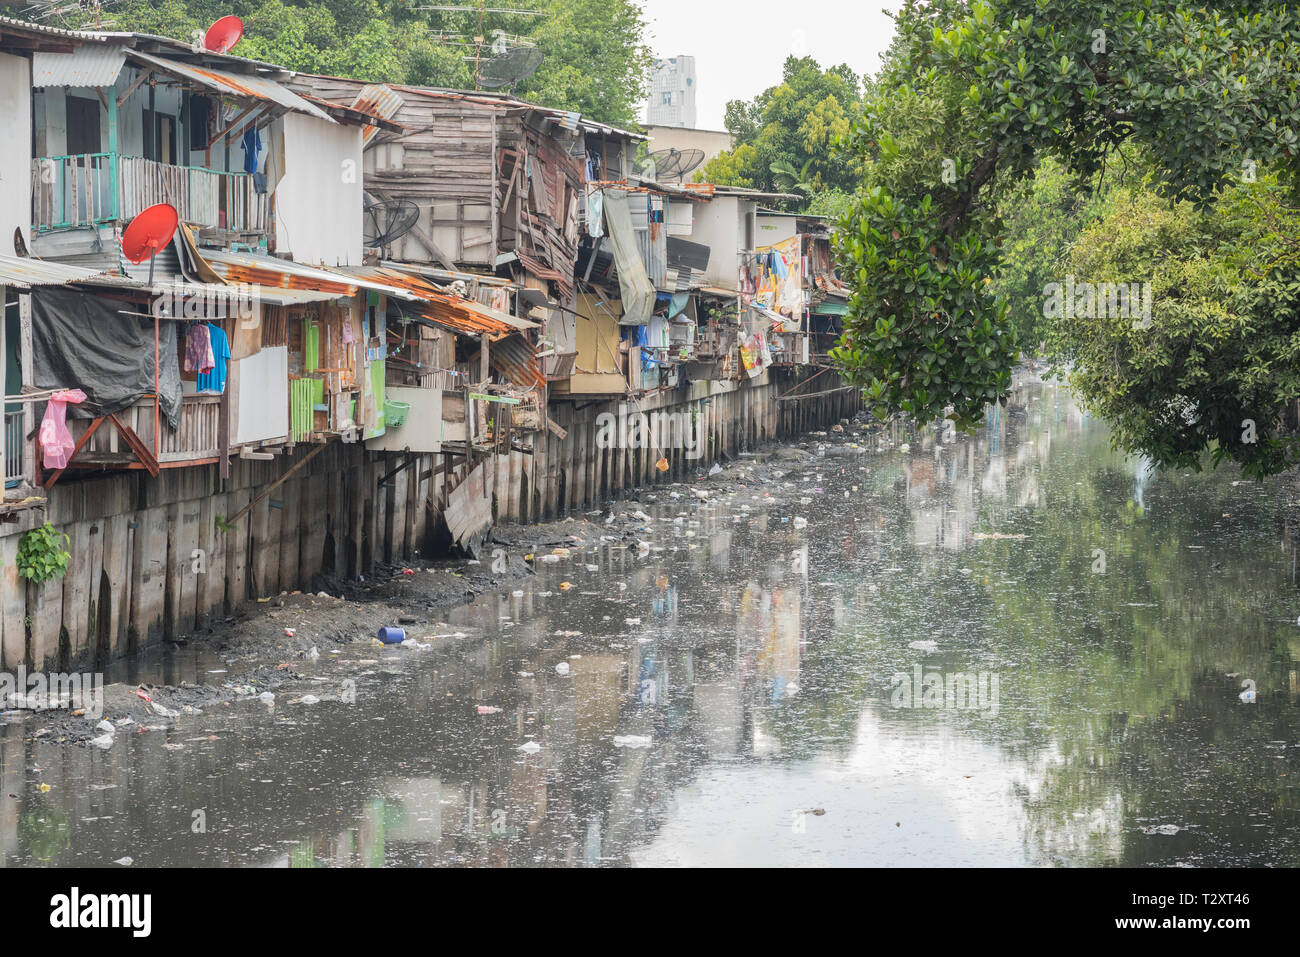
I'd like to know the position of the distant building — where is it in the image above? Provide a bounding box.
[646,56,696,128]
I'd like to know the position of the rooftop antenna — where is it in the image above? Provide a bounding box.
[415,2,548,91]
[17,0,121,29]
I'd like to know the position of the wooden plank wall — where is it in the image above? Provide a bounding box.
[1,369,855,671]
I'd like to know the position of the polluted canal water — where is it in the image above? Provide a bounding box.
[5,375,1300,867]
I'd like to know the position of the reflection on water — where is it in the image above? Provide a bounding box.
[5,375,1300,867]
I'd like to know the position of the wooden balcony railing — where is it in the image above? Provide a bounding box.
[32,153,268,233]
[62,394,223,468]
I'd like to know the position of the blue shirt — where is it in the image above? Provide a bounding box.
[196,323,230,394]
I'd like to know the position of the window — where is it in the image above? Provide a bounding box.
[661,92,673,105]
[65,96,100,156]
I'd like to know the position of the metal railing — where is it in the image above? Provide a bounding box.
[4,410,22,485]
[32,153,268,233]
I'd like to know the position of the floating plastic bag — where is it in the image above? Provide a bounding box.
[39,389,86,470]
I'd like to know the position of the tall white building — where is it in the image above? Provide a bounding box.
[646,56,697,128]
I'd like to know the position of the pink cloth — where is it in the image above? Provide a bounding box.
[39,389,87,470]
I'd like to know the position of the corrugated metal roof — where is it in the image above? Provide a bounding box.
[0,255,114,288]
[127,50,334,122]
[32,46,126,86]
[95,31,293,75]
[491,333,546,390]
[255,287,350,306]
[347,266,536,332]
[0,16,105,42]
[381,261,519,289]
[350,84,404,144]
[197,249,392,298]
[344,266,536,340]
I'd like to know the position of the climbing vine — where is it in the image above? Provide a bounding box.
[17,523,70,585]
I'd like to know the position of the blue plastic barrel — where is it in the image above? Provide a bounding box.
[377,626,406,644]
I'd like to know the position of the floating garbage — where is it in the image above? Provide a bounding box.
[613,735,652,749]
[284,628,296,637]
[908,640,939,653]
[95,719,115,736]
[709,463,723,476]
[401,638,431,650]
[89,733,115,749]
[114,857,134,866]
[258,692,275,704]
[377,626,406,644]
[517,741,541,754]
[1239,680,1256,704]
[476,705,503,715]
[1140,824,1182,836]
[555,662,571,676]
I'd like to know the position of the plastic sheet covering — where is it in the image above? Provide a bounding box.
[30,286,182,430]
[39,389,86,469]
[600,189,655,326]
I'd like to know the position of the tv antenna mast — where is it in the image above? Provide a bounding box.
[415,2,547,91]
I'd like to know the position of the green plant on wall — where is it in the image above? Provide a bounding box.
[17,523,70,584]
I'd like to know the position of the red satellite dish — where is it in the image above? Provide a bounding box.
[203,16,243,54]
[121,204,178,290]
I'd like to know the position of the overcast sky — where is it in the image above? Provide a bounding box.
[639,1,903,130]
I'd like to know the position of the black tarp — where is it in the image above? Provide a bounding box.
[30,286,181,429]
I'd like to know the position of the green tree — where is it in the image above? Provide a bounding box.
[698,56,863,204]
[834,0,1300,468]
[94,0,648,126]
[513,0,651,128]
[1050,177,1300,478]
[991,155,1120,353]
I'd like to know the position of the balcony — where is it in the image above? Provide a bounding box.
[55,394,224,476]
[32,153,268,234]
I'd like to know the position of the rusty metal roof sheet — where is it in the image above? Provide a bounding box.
[490,333,545,390]
[187,255,535,338]
[349,84,404,144]
[127,50,334,122]
[194,250,358,296]
[342,266,537,339]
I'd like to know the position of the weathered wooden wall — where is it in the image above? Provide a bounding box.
[1,368,856,671]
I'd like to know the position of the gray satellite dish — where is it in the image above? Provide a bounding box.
[477,45,543,90]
